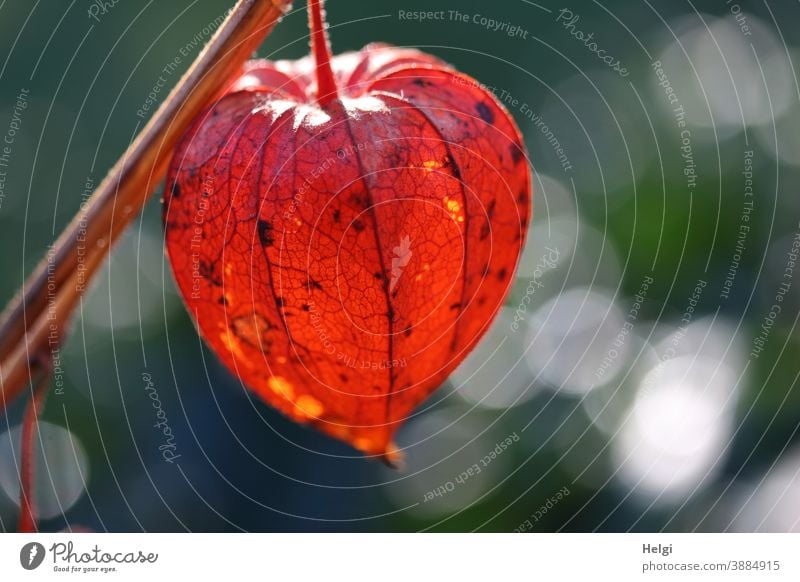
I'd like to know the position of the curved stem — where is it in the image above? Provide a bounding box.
[17,366,51,533]
[308,0,339,106]
[0,0,293,411]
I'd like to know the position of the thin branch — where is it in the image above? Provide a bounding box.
[0,0,293,409]
[17,364,51,533]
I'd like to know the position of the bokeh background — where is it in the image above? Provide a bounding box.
[1,0,800,532]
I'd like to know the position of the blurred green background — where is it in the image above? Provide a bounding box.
[1,0,800,532]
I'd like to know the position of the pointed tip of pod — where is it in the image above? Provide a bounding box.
[379,441,404,470]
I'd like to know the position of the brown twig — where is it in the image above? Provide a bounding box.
[17,363,51,533]
[0,0,293,410]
